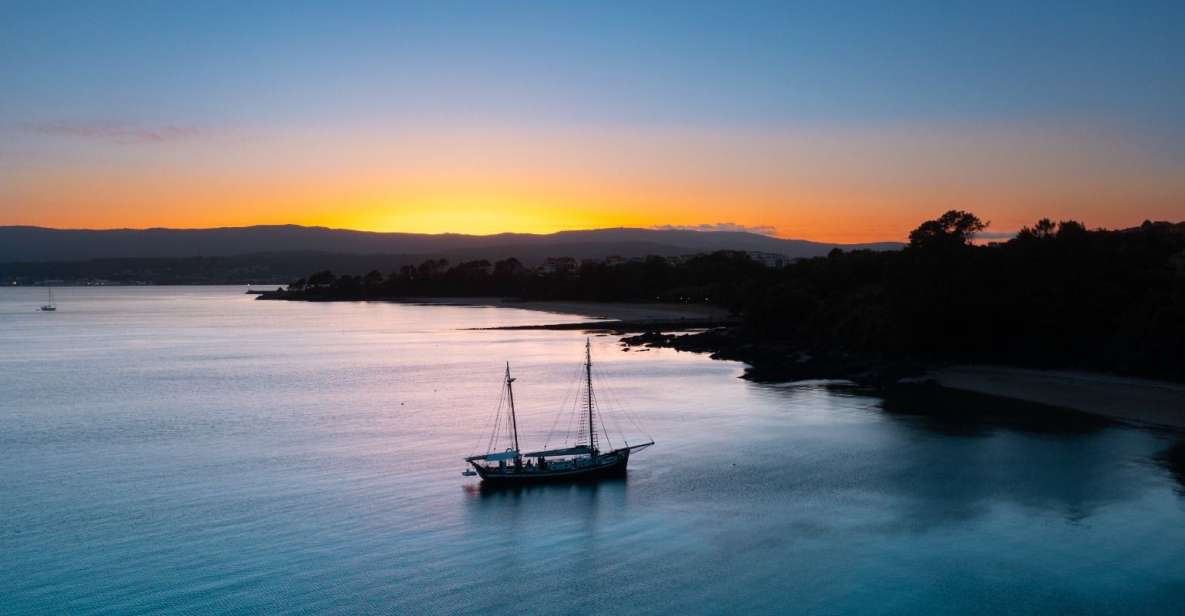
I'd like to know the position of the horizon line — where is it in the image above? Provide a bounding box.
[0,223,910,244]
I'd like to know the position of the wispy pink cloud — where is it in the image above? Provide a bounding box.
[652,222,778,236]
[24,121,210,144]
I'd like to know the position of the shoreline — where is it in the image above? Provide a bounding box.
[472,317,739,332]
[262,293,1185,430]
[260,293,733,322]
[399,297,732,322]
[928,365,1185,430]
[617,330,1185,430]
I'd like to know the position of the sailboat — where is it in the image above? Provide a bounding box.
[39,286,57,312]
[464,339,654,483]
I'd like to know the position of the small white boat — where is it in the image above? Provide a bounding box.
[39,287,57,312]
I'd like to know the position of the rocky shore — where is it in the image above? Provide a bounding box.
[619,327,925,385]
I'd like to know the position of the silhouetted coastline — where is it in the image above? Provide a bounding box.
[262,212,1185,394]
[259,209,1185,429]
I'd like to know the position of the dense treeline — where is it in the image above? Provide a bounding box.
[284,252,768,305]
[273,211,1185,380]
[746,212,1185,380]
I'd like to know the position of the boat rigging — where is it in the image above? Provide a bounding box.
[39,286,57,312]
[463,338,653,483]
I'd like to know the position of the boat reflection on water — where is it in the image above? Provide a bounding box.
[463,476,629,500]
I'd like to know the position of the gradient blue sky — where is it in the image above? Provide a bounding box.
[2,1,1183,240]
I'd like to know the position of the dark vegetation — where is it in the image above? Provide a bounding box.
[741,211,1185,382]
[277,253,767,305]
[267,211,1185,382]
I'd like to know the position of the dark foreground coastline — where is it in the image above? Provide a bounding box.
[615,327,1185,429]
[256,292,732,321]
[619,328,1185,430]
[323,300,1185,431]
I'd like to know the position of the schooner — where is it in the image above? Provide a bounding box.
[463,339,653,483]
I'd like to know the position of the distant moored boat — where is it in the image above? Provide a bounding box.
[464,338,653,483]
[39,286,57,312]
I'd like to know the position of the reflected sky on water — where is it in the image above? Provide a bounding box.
[1,287,1183,614]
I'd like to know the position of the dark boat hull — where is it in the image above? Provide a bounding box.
[473,450,630,484]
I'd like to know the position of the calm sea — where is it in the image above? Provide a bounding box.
[2,286,1183,615]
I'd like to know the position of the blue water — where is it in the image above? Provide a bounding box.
[2,287,1183,614]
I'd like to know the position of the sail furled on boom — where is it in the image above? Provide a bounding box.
[520,445,591,458]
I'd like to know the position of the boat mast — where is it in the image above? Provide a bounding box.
[505,363,521,454]
[586,338,597,455]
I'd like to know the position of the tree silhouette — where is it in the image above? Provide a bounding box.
[908,210,988,250]
[1018,218,1056,241]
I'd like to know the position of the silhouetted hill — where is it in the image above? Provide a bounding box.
[0,225,901,262]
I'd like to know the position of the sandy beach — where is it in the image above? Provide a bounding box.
[931,365,1185,430]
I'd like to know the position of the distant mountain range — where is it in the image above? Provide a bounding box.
[0,225,902,263]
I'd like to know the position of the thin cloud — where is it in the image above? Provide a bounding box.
[652,222,778,236]
[25,121,209,144]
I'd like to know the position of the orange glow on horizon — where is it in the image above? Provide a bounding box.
[7,184,1185,244]
[4,123,1183,244]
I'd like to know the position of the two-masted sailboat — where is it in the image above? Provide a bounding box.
[463,339,653,484]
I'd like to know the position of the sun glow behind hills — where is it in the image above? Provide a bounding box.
[7,122,1183,242]
[2,3,1183,242]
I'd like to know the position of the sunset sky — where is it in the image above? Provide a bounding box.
[2,1,1183,242]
